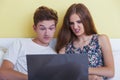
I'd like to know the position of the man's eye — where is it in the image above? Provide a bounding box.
[40,28,46,30]
[49,27,55,30]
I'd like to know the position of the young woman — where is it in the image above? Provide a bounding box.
[55,3,114,80]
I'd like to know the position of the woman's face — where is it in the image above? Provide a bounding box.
[69,13,85,37]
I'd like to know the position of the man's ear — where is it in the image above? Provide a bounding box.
[33,25,36,31]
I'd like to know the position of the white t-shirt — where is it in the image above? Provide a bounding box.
[3,39,56,74]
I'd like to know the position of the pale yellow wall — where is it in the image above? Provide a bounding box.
[0,0,120,38]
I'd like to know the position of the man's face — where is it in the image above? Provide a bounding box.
[34,20,56,45]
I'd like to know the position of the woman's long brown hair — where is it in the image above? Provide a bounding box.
[55,3,97,53]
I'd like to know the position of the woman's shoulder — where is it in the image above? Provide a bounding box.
[98,34,110,45]
[98,34,109,40]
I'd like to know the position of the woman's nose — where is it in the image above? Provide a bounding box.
[73,23,78,29]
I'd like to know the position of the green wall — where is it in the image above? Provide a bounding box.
[0,0,120,38]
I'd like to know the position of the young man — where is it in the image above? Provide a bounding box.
[0,6,58,80]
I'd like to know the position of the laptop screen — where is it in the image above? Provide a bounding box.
[27,54,88,80]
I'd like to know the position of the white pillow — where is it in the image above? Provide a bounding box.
[0,49,4,66]
[108,51,120,80]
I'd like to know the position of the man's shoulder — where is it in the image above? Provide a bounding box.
[10,38,32,48]
[15,38,32,44]
[46,46,57,54]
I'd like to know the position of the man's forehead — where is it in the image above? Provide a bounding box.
[37,20,55,26]
[39,20,55,23]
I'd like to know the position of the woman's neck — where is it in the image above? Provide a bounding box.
[73,35,93,49]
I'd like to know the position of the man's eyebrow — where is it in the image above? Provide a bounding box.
[49,24,55,27]
[39,24,44,27]
[38,24,55,27]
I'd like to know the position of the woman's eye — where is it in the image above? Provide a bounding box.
[69,22,74,25]
[69,22,74,27]
[77,20,82,23]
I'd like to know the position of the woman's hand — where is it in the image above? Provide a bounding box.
[89,74,103,80]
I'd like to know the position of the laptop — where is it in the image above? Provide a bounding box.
[27,54,88,80]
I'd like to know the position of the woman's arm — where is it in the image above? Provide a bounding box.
[59,47,66,54]
[89,34,114,78]
[0,60,28,80]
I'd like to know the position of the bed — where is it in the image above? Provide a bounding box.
[0,38,120,80]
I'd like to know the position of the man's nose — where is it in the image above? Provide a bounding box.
[45,29,50,35]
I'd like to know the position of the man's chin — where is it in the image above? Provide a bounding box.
[43,38,52,44]
[43,41,51,45]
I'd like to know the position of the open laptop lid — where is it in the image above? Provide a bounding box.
[27,54,88,80]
